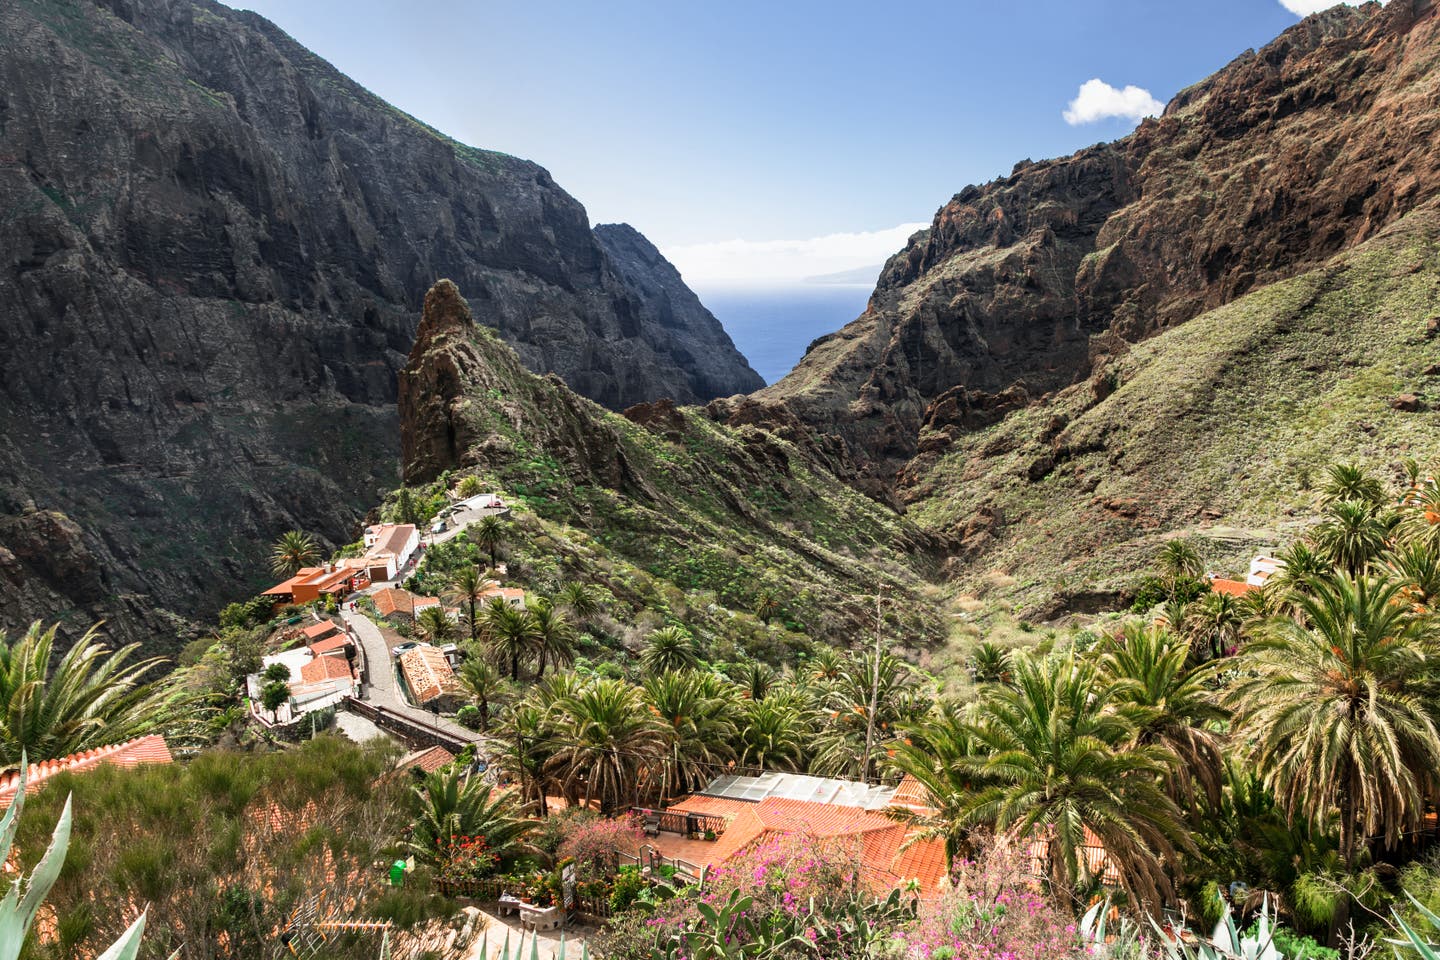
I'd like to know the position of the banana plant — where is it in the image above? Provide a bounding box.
[0,756,166,960]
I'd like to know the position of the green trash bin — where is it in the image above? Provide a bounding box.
[389,859,406,886]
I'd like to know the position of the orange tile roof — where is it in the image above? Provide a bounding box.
[1210,578,1256,597]
[373,587,440,619]
[479,586,525,603]
[396,746,456,775]
[299,655,354,685]
[662,795,950,893]
[308,634,353,657]
[363,523,416,561]
[0,736,173,809]
[889,774,935,813]
[263,567,354,597]
[302,619,341,640]
[398,645,462,704]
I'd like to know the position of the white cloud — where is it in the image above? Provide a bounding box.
[1062,79,1165,126]
[1278,0,1373,13]
[662,222,929,285]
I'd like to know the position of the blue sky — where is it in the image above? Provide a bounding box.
[229,0,1353,282]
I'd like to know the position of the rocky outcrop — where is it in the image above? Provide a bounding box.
[756,1,1440,484]
[595,224,764,396]
[0,0,755,647]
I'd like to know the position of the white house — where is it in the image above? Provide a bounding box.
[1246,555,1285,587]
[455,492,505,513]
[360,523,420,581]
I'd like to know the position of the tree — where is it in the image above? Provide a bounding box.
[456,655,504,732]
[1321,463,1386,508]
[482,597,541,682]
[260,680,290,720]
[1226,572,1440,863]
[417,605,456,646]
[473,516,507,567]
[955,651,1191,908]
[457,475,484,498]
[1184,590,1244,661]
[1158,538,1204,587]
[262,662,291,683]
[890,702,986,867]
[643,670,739,804]
[528,598,576,679]
[641,626,700,675]
[0,622,175,768]
[970,642,1011,684]
[392,487,420,525]
[1311,499,1390,577]
[406,767,532,867]
[445,566,491,643]
[269,530,319,578]
[738,698,807,772]
[1098,621,1228,805]
[752,587,782,624]
[812,651,920,781]
[557,582,602,625]
[544,678,668,813]
[1387,541,1440,609]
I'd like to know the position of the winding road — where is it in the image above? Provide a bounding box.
[341,608,479,743]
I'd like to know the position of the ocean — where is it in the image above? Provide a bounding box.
[694,284,874,387]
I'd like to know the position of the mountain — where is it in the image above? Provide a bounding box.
[399,279,942,653]
[755,1,1440,493]
[803,265,887,286]
[0,0,758,649]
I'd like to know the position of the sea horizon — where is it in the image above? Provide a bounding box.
[693,281,874,386]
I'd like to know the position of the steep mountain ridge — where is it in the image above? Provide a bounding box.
[399,279,944,651]
[755,0,1440,490]
[0,0,757,648]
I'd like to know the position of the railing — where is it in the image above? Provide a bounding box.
[629,807,727,839]
[342,698,472,754]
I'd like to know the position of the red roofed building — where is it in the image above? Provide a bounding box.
[398,644,464,709]
[263,565,362,605]
[372,587,441,622]
[1209,578,1256,598]
[360,523,420,581]
[648,773,950,895]
[308,633,354,658]
[299,655,354,685]
[479,586,526,608]
[302,619,341,644]
[0,736,173,809]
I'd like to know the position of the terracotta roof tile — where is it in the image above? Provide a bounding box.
[0,736,173,809]
[302,620,341,640]
[1210,578,1256,597]
[373,588,440,619]
[308,634,353,656]
[396,746,456,775]
[299,656,354,685]
[398,645,461,704]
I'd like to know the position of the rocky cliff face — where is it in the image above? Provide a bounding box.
[755,1,1440,487]
[594,224,764,395]
[0,0,757,648]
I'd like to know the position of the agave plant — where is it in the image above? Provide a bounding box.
[1391,892,1440,957]
[1,757,168,960]
[1147,896,1283,960]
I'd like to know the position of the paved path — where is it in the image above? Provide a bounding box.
[341,609,478,743]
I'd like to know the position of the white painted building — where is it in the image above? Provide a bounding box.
[360,523,420,581]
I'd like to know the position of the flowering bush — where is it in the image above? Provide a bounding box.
[557,812,646,882]
[901,840,1083,960]
[434,833,499,883]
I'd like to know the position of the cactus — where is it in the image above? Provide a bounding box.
[0,756,165,960]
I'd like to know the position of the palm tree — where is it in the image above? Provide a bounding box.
[1320,463,1387,508]
[643,671,739,804]
[417,605,455,646]
[956,651,1191,908]
[806,646,845,684]
[544,678,669,813]
[473,516,507,567]
[446,566,491,642]
[269,530,319,578]
[457,475,484,498]
[732,661,775,702]
[738,698,808,772]
[1098,622,1228,805]
[1269,541,1333,595]
[528,598,576,679]
[557,582,602,625]
[406,767,532,867]
[1386,541,1440,609]
[752,587,782,624]
[493,700,552,816]
[1158,538,1204,591]
[1226,572,1440,862]
[1184,590,1244,661]
[482,598,540,682]
[0,622,175,768]
[970,642,1011,684]
[456,656,504,731]
[890,702,987,866]
[640,626,700,675]
[812,651,919,781]
[1311,499,1390,577]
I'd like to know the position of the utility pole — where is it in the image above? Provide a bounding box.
[861,584,888,785]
